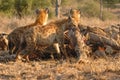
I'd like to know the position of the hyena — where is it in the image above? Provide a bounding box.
[16,9,81,61]
[8,8,49,55]
[0,33,8,51]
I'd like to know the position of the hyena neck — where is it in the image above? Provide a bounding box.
[54,18,69,30]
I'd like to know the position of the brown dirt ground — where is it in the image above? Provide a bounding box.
[0,51,120,80]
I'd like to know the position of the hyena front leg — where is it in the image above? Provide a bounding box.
[57,32,69,62]
[8,40,14,55]
[13,42,20,54]
[53,43,60,54]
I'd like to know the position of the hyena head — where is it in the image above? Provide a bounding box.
[0,32,8,40]
[0,32,8,50]
[35,8,49,25]
[68,9,81,29]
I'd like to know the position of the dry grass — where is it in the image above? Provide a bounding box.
[0,52,120,80]
[0,16,35,34]
[0,15,119,34]
[81,17,120,28]
[0,16,120,80]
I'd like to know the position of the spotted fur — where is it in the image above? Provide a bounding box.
[16,9,81,61]
[8,8,49,55]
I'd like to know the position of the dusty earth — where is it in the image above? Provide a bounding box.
[0,51,120,80]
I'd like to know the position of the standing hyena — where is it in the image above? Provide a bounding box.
[16,9,81,61]
[8,8,49,55]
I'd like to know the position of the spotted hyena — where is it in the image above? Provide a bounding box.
[0,33,8,51]
[8,8,49,55]
[16,9,81,61]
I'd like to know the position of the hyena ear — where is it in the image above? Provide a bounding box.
[68,16,72,23]
[69,8,73,15]
[69,8,73,19]
[35,9,40,14]
[45,8,49,13]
